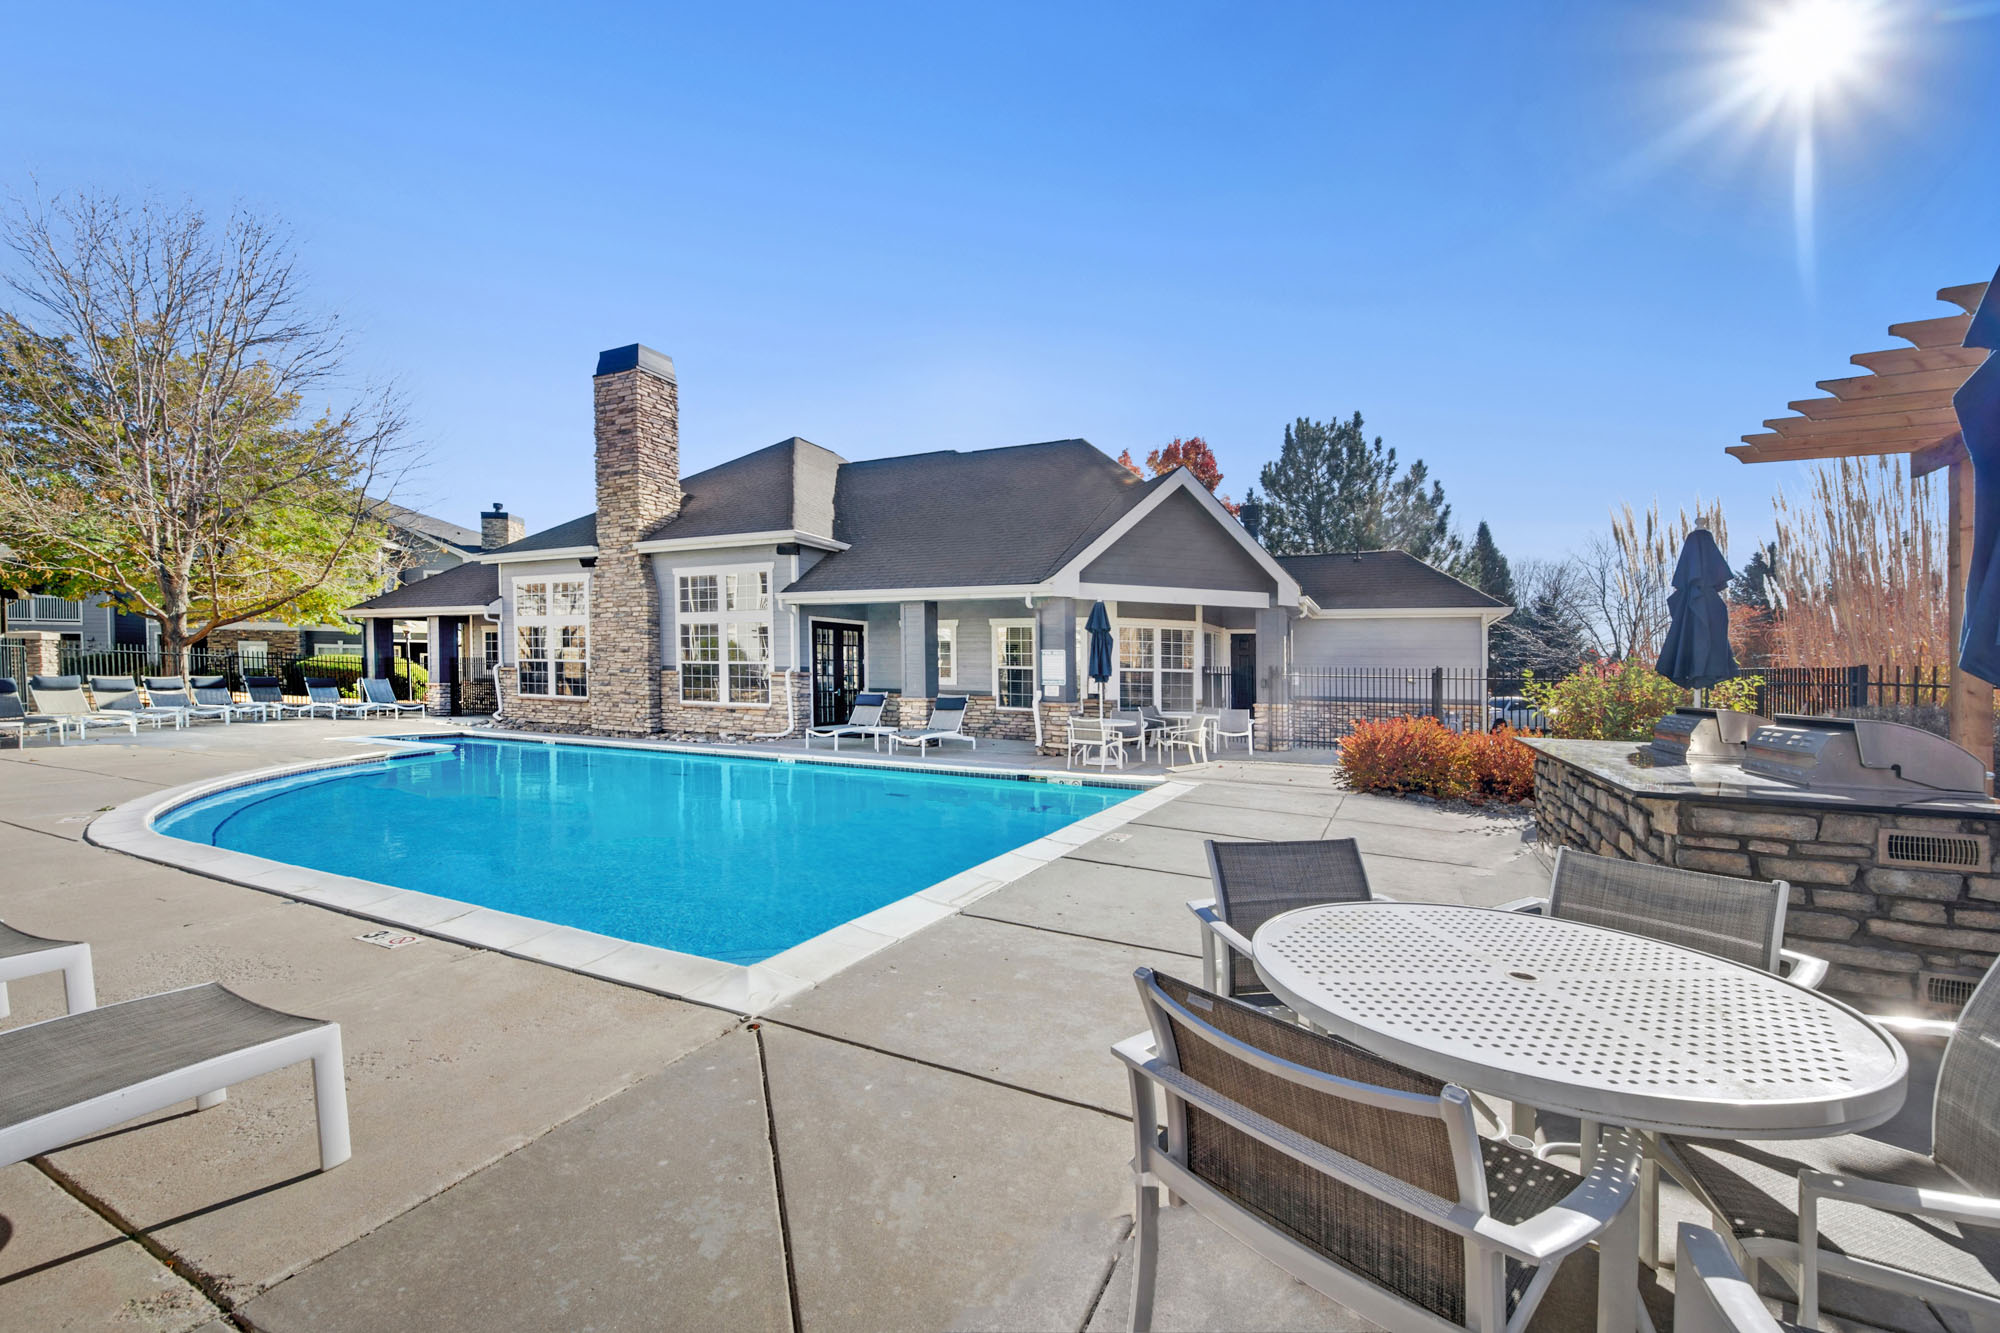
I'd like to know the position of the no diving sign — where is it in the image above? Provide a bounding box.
[355,929,422,950]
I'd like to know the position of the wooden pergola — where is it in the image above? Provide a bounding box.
[1730,280,1991,757]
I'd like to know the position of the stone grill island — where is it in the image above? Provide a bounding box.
[1526,709,2000,1015]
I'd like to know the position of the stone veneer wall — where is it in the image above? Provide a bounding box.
[1533,750,2000,1011]
[655,668,812,741]
[588,352,681,736]
[205,628,304,657]
[492,665,595,734]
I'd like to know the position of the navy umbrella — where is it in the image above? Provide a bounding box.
[1955,266,2000,685]
[1085,601,1114,716]
[1657,528,1739,696]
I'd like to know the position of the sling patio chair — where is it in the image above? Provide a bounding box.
[0,678,67,747]
[88,675,187,730]
[1655,957,2000,1331]
[143,677,236,725]
[360,677,426,717]
[1156,716,1208,767]
[804,691,893,751]
[0,920,95,1019]
[1673,1224,1798,1333]
[1066,715,1135,771]
[1500,847,1828,988]
[191,675,272,722]
[1188,838,1376,1004]
[1211,707,1256,755]
[27,676,139,740]
[0,982,350,1178]
[889,695,976,754]
[1112,967,1641,1333]
[244,675,312,719]
[1114,706,1166,758]
[299,677,376,720]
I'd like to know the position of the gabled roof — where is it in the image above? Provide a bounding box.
[1277,550,1507,612]
[489,511,598,557]
[366,498,482,553]
[784,440,1161,594]
[348,558,499,615]
[641,437,844,544]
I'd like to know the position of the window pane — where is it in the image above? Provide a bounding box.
[679,622,719,663]
[755,571,771,610]
[679,575,718,614]
[937,626,955,679]
[1001,624,1034,667]
[729,662,769,703]
[1160,672,1194,712]
[999,667,1034,709]
[1160,628,1193,671]
[516,582,548,617]
[517,624,549,695]
[553,580,588,616]
[682,664,719,701]
[1118,626,1154,669]
[725,573,741,612]
[1119,670,1155,708]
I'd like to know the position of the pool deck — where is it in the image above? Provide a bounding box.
[0,718,1879,1331]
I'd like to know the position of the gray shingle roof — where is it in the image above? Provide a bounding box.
[641,438,844,543]
[365,498,482,552]
[349,559,499,614]
[489,511,598,556]
[1277,550,1507,611]
[784,440,1159,594]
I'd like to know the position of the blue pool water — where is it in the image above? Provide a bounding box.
[157,737,1132,964]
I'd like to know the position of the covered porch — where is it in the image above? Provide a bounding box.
[346,559,503,716]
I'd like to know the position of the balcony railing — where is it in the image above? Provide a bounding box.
[5,595,84,624]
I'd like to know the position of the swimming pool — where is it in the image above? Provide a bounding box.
[155,737,1136,965]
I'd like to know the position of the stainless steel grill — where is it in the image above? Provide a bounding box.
[1743,715,1989,798]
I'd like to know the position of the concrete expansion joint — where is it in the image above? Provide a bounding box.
[751,1024,805,1333]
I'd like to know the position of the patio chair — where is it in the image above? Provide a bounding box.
[1189,838,1374,1003]
[1212,707,1255,755]
[144,677,236,725]
[889,695,976,754]
[0,678,67,747]
[360,677,425,716]
[1114,706,1165,757]
[0,920,95,1019]
[1656,957,2000,1330]
[0,982,350,1176]
[1156,716,1208,767]
[191,675,271,723]
[87,676,186,731]
[244,675,311,719]
[300,677,374,720]
[804,691,892,751]
[1113,967,1641,1333]
[1673,1224,1795,1333]
[1500,847,1828,988]
[1066,716,1133,771]
[27,676,139,740]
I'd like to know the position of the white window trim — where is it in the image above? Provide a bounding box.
[675,564,775,707]
[991,618,1036,712]
[936,619,958,687]
[1114,619,1199,712]
[511,573,592,699]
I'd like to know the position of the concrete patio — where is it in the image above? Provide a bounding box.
[0,718,1930,1331]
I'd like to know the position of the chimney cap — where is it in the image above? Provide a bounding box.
[489,503,506,514]
[594,344,676,381]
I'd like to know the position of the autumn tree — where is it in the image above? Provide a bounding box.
[1117,436,1237,510]
[0,192,415,664]
[1249,412,1461,568]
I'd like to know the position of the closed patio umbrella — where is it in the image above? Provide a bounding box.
[1955,268,2000,685]
[1085,601,1114,717]
[1657,528,1738,698]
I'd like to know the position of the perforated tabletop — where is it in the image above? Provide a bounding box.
[1252,902,1908,1138]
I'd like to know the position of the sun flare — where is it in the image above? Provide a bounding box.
[1745,0,1878,103]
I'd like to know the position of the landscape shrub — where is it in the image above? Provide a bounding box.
[1337,717,1473,800]
[1522,658,1686,741]
[1461,727,1536,801]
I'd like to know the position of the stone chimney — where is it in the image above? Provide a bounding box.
[481,503,525,551]
[589,343,681,734]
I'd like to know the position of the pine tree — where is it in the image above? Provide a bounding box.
[1729,542,1779,610]
[1462,520,1515,604]
[1254,412,1461,566]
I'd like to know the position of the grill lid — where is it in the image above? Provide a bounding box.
[1743,715,1988,796]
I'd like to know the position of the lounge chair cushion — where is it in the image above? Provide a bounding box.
[0,984,325,1130]
[1667,1132,2000,1323]
[0,921,82,961]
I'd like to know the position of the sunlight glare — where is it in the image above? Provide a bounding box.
[1747,0,1876,103]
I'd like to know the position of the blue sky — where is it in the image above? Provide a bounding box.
[3,2,1995,564]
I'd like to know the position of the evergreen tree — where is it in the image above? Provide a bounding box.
[1461,520,1515,604]
[1254,412,1461,567]
[1729,541,1779,610]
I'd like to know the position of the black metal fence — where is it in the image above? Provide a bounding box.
[46,644,426,700]
[1753,664,1949,717]
[1272,667,1546,747]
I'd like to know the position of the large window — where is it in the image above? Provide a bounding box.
[514,576,590,697]
[936,620,957,686]
[677,566,772,704]
[993,621,1035,710]
[1119,623,1195,712]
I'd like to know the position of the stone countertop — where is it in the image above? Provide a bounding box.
[1523,737,2000,820]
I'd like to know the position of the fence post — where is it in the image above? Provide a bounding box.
[1847,665,1869,710]
[2,631,61,681]
[1430,667,1444,722]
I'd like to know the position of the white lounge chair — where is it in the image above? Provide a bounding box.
[300,677,375,719]
[27,676,139,740]
[191,675,272,722]
[804,691,893,751]
[143,677,236,725]
[244,675,312,719]
[0,678,67,746]
[360,677,425,716]
[88,676,187,730]
[1066,716,1133,771]
[0,982,350,1175]
[889,695,975,754]
[0,920,95,1018]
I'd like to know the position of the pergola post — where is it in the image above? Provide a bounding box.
[1947,453,1993,770]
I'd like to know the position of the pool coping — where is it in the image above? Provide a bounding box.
[86,730,1193,1016]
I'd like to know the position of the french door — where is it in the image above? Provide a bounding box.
[811,621,866,726]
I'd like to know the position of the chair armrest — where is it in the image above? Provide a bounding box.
[1779,949,1830,990]
[1869,1014,1958,1042]
[1496,896,1548,915]
[1801,1169,2000,1230]
[1185,900,1254,959]
[1478,1124,1644,1264]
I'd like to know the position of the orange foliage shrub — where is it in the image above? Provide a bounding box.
[1338,717,1535,804]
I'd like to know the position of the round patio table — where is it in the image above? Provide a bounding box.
[1251,901,1909,1332]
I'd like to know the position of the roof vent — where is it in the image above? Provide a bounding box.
[1879,830,1989,873]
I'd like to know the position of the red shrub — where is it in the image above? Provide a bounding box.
[1337,717,1472,800]
[1462,728,1535,803]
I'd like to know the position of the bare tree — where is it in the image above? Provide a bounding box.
[0,192,414,665]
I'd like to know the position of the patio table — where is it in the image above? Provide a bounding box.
[1251,901,1908,1333]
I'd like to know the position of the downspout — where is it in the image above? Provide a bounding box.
[754,668,797,739]
[481,606,509,725]
[1025,594,1043,752]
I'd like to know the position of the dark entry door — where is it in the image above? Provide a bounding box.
[1230,633,1257,709]
[811,621,866,726]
